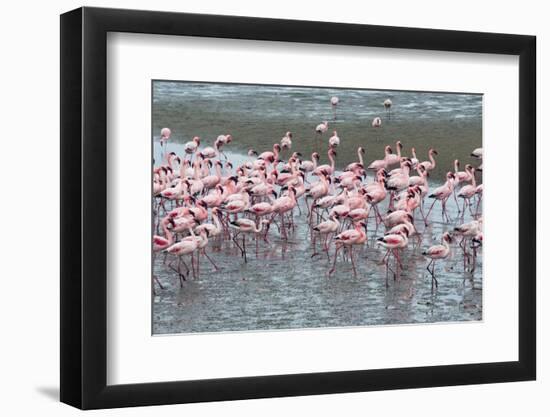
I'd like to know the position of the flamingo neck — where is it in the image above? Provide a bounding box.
[162,219,173,243]
[470,170,477,187]
[357,149,364,166]
[429,153,436,168]
[212,213,222,231]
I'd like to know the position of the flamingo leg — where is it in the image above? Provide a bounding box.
[426,198,438,219]
[153,275,164,290]
[349,247,357,277]
[329,246,341,276]
[202,248,219,270]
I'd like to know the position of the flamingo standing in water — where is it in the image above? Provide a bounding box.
[280,131,293,150]
[426,172,455,222]
[329,221,368,277]
[184,136,200,159]
[312,214,340,259]
[384,98,392,119]
[152,216,175,292]
[165,229,201,284]
[457,165,477,219]
[159,127,171,157]
[376,229,409,286]
[229,219,270,263]
[313,147,337,177]
[331,96,339,119]
[454,218,483,272]
[423,232,453,289]
[315,121,329,148]
[328,130,340,148]
[372,117,382,128]
[368,145,393,171]
[419,148,438,172]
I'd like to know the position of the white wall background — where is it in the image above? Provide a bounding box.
[0,0,545,415]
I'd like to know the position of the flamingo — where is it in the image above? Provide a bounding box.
[229,219,270,262]
[419,148,438,171]
[376,229,409,285]
[315,121,329,147]
[410,147,419,168]
[457,165,477,218]
[159,127,171,155]
[454,218,483,272]
[329,130,340,147]
[384,98,392,119]
[281,131,293,150]
[152,217,175,292]
[272,186,297,239]
[367,146,392,171]
[301,152,320,176]
[312,214,340,258]
[329,221,368,277]
[331,96,339,119]
[346,147,365,172]
[313,148,337,177]
[372,117,382,128]
[165,230,200,283]
[423,232,453,289]
[385,141,403,167]
[426,172,455,222]
[184,136,200,158]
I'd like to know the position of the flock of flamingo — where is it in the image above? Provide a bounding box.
[153,97,483,294]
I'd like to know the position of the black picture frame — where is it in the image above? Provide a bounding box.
[60,6,536,410]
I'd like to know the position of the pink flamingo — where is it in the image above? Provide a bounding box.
[346,147,365,172]
[419,148,438,171]
[410,147,419,168]
[423,232,453,289]
[301,152,320,175]
[184,136,200,158]
[426,172,455,222]
[383,98,392,119]
[229,219,270,262]
[312,214,340,259]
[376,229,409,286]
[331,96,339,119]
[165,230,201,284]
[152,217,175,292]
[329,221,368,277]
[372,117,382,128]
[329,131,340,147]
[367,146,392,171]
[315,121,329,147]
[385,141,403,167]
[280,131,293,150]
[159,127,171,155]
[313,148,337,177]
[272,186,297,239]
[457,165,477,218]
[454,218,483,272]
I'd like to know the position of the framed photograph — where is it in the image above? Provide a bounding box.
[60,7,536,409]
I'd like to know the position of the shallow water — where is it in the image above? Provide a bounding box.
[152,82,482,335]
[152,81,482,181]
[152,148,482,335]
